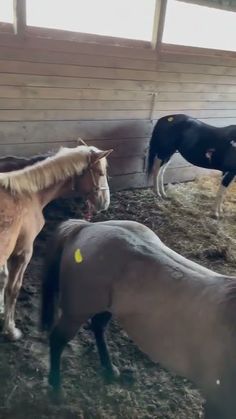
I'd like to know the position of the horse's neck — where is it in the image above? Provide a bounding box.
[38,179,73,208]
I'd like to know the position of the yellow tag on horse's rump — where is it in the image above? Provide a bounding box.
[74,248,83,263]
[167,117,174,122]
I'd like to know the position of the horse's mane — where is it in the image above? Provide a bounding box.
[0,153,52,172]
[0,146,96,194]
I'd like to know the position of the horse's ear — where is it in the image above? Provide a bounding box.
[90,149,113,165]
[77,137,88,146]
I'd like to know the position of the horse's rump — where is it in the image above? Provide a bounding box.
[41,219,90,331]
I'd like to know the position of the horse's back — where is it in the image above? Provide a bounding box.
[58,219,223,319]
[58,220,160,316]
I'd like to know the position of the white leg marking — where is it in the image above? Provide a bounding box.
[0,264,8,316]
[159,160,171,198]
[152,157,162,197]
[215,184,226,218]
[3,250,32,340]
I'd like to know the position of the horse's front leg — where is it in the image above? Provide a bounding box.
[89,311,120,381]
[3,249,32,340]
[0,263,8,316]
[49,314,87,394]
[215,172,235,218]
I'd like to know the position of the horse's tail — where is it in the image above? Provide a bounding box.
[41,219,90,331]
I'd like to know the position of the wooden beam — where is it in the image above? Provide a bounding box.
[13,0,26,36]
[151,0,167,50]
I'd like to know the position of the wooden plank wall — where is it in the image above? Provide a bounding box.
[0,34,236,189]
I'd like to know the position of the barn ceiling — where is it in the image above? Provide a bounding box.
[177,0,236,12]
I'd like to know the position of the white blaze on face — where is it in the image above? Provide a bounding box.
[230,140,236,148]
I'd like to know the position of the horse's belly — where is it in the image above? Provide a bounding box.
[112,281,229,392]
[117,311,226,392]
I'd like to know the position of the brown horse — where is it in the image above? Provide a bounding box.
[42,219,236,419]
[0,143,112,340]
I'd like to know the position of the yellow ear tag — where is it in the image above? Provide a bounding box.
[168,117,174,122]
[74,248,83,263]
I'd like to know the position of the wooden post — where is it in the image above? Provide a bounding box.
[151,0,167,49]
[13,0,26,36]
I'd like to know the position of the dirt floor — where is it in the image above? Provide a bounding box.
[1,174,236,419]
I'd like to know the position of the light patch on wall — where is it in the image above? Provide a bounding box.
[0,0,13,23]
[26,0,156,41]
[163,0,236,52]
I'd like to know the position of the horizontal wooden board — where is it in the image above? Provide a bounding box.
[0,109,151,121]
[0,120,153,142]
[159,61,236,77]
[0,46,158,71]
[161,51,236,68]
[1,46,236,77]
[2,87,236,104]
[0,80,236,101]
[1,98,236,112]
[154,101,236,110]
[0,137,150,157]
[0,60,160,81]
[0,74,157,91]
[0,34,156,61]
[1,60,236,85]
[1,71,236,89]
[0,86,152,101]
[0,49,236,78]
[0,98,151,110]
[0,108,236,122]
[157,92,236,101]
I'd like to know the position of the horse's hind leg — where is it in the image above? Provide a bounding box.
[49,314,87,392]
[89,311,120,380]
[0,264,8,316]
[152,157,162,197]
[158,158,172,198]
[153,156,172,198]
[215,171,235,218]
[3,249,32,340]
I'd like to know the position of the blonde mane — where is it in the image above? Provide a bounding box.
[0,145,97,194]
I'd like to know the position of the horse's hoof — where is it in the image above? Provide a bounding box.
[154,192,165,199]
[103,364,120,382]
[48,386,64,404]
[3,327,23,341]
[111,364,120,379]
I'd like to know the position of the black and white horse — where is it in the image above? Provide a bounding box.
[147,114,236,217]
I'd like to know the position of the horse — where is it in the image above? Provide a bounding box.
[147,114,236,217]
[41,218,236,419]
[0,141,112,341]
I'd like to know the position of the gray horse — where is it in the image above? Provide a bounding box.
[41,219,236,419]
